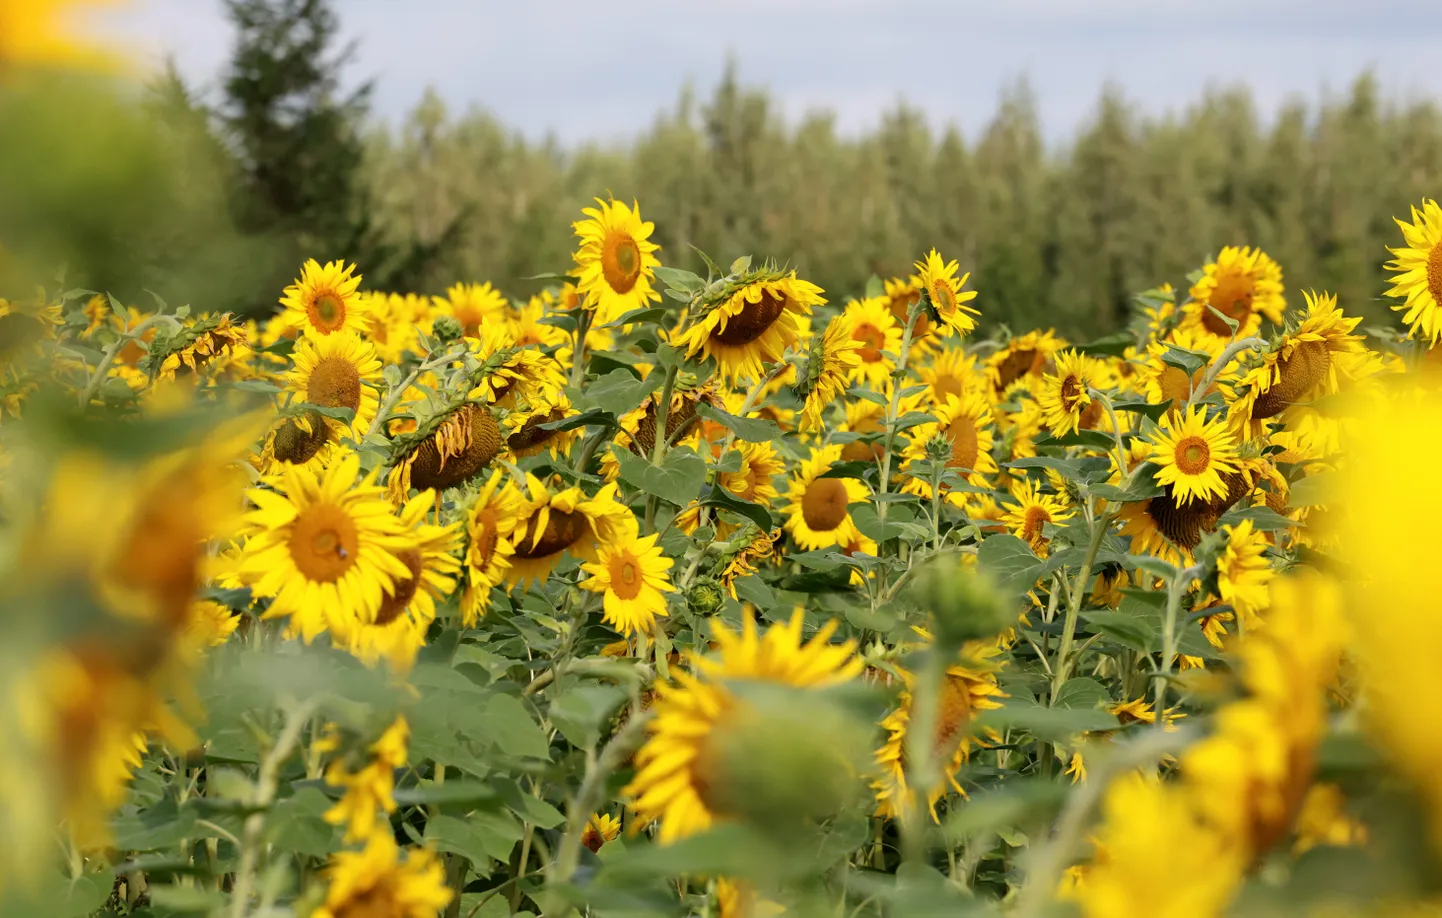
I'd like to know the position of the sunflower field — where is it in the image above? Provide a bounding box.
[12,9,1442,918]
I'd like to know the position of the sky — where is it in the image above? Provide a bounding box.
[94,0,1442,145]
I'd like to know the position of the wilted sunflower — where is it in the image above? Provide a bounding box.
[387,401,503,502]
[240,453,416,642]
[506,477,636,586]
[259,409,339,474]
[1385,198,1442,346]
[603,383,717,481]
[872,639,1004,822]
[784,444,870,551]
[1216,519,1272,630]
[278,259,369,339]
[337,493,461,674]
[312,831,452,918]
[1038,349,1101,437]
[718,526,781,599]
[984,329,1066,399]
[841,296,901,387]
[900,392,998,505]
[146,314,248,381]
[1147,405,1240,506]
[286,330,382,438]
[580,531,675,637]
[676,271,825,384]
[913,249,980,337]
[1001,478,1075,557]
[624,610,863,843]
[434,281,507,339]
[459,471,525,625]
[572,198,662,324]
[797,314,863,432]
[1181,245,1286,352]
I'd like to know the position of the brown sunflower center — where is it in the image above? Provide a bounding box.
[1021,505,1052,544]
[801,477,851,532]
[994,348,1039,393]
[1428,242,1442,307]
[712,291,787,347]
[507,408,565,453]
[1059,373,1086,413]
[307,356,362,411]
[113,494,203,626]
[886,289,920,326]
[945,415,980,471]
[854,322,887,362]
[288,502,359,583]
[933,674,976,756]
[1202,272,1256,336]
[373,549,424,626]
[308,292,346,333]
[1250,340,1332,420]
[471,507,501,568]
[330,884,400,918]
[929,280,957,315]
[515,509,588,559]
[273,411,331,465]
[1145,492,1214,550]
[608,553,643,601]
[932,373,964,400]
[602,231,644,294]
[1175,436,1211,475]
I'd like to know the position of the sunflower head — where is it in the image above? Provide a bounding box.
[434,282,507,339]
[1147,405,1240,506]
[460,471,525,625]
[278,259,368,339]
[1182,245,1285,351]
[388,402,502,502]
[796,314,863,432]
[784,444,870,551]
[899,393,998,506]
[286,330,382,437]
[1038,349,1100,437]
[1386,198,1442,346]
[676,267,825,384]
[913,249,980,337]
[579,531,675,637]
[572,198,662,324]
[507,478,637,586]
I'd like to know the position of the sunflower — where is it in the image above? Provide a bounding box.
[624,610,863,843]
[899,393,998,505]
[1115,474,1251,566]
[259,409,340,474]
[1216,519,1271,630]
[603,383,719,481]
[285,330,381,438]
[1000,478,1075,557]
[880,274,941,352]
[313,831,452,918]
[572,198,662,324]
[676,273,824,384]
[460,471,525,625]
[507,477,636,586]
[1038,349,1102,437]
[147,314,249,381]
[580,532,675,637]
[239,453,416,642]
[434,281,507,339]
[182,600,241,652]
[278,259,369,339]
[872,642,1005,822]
[1181,245,1286,353]
[504,389,581,460]
[719,526,782,598]
[507,294,570,350]
[321,717,410,844]
[367,292,424,364]
[387,402,503,501]
[838,398,888,463]
[1141,327,1222,414]
[1146,405,1240,506]
[918,345,982,403]
[0,0,119,70]
[461,324,567,408]
[913,249,980,337]
[783,444,870,550]
[717,440,784,508]
[798,314,863,432]
[337,494,461,673]
[581,813,622,852]
[1386,198,1442,346]
[984,329,1066,398]
[840,296,901,387]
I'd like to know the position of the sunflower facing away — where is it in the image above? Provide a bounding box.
[913,249,980,338]
[1181,245,1286,352]
[286,331,382,437]
[985,329,1067,399]
[784,444,871,551]
[624,610,863,843]
[1385,198,1442,347]
[504,389,581,460]
[435,282,507,339]
[841,296,902,387]
[278,259,369,339]
[798,314,863,432]
[1146,405,1240,506]
[460,471,525,625]
[239,453,416,642]
[572,198,662,324]
[676,273,825,384]
[580,531,675,637]
[313,831,452,918]
[1038,349,1101,437]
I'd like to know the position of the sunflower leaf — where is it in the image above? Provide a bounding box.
[701,483,772,532]
[583,367,660,417]
[694,402,781,443]
[612,445,707,506]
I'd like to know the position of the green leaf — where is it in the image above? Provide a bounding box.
[583,368,659,417]
[1075,332,1133,357]
[269,787,336,857]
[147,885,229,913]
[1053,677,1112,710]
[550,684,627,748]
[539,408,613,433]
[112,797,198,851]
[694,402,781,443]
[1284,471,1332,508]
[1113,400,1170,422]
[612,446,707,506]
[733,574,775,609]
[393,781,500,809]
[818,460,874,481]
[977,534,1056,597]
[653,266,706,295]
[1160,344,1209,377]
[1220,505,1296,532]
[426,812,523,870]
[601,306,668,328]
[977,700,1118,742]
[482,694,552,760]
[519,271,575,281]
[850,501,913,542]
[941,780,1069,844]
[701,484,773,532]
[23,868,116,918]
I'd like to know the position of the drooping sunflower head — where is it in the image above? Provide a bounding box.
[1182,245,1286,352]
[676,271,825,384]
[1037,349,1101,437]
[278,259,368,339]
[143,314,249,382]
[285,330,382,437]
[796,313,863,432]
[1385,198,1442,347]
[912,249,980,338]
[387,401,502,503]
[1000,477,1075,557]
[717,439,785,508]
[580,531,675,638]
[783,444,870,551]
[504,389,580,460]
[1147,405,1241,506]
[572,198,662,324]
[900,392,998,504]
[334,491,461,674]
[260,409,338,475]
[460,470,525,625]
[984,329,1066,398]
[433,281,507,339]
[624,609,863,843]
[460,324,567,408]
[507,477,637,586]
[239,453,417,642]
[839,296,901,387]
[0,296,62,365]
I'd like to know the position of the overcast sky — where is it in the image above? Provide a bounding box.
[94,0,1442,144]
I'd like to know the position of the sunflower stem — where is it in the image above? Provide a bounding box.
[900,645,945,867]
[1050,502,1109,705]
[570,307,593,390]
[643,365,680,534]
[1090,388,1131,477]
[366,346,460,439]
[1152,564,1200,725]
[1185,336,1265,409]
[876,301,923,517]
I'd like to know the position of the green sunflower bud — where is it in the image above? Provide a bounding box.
[906,552,1016,649]
[687,578,725,617]
[431,314,464,344]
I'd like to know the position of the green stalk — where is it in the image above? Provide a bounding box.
[1049,503,1109,703]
